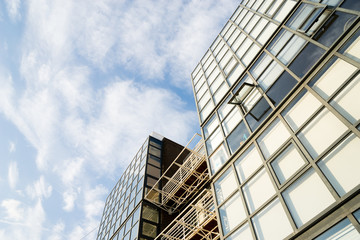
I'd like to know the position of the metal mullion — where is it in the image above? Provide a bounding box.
[240,2,282,25]
[282,25,328,50]
[348,213,360,233]
[209,39,230,89]
[229,19,263,50]
[334,51,360,69]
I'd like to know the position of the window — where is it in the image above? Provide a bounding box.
[235,144,263,182]
[318,134,360,196]
[219,192,247,235]
[257,118,291,159]
[214,167,238,204]
[282,168,335,227]
[257,61,284,91]
[222,108,242,136]
[266,70,298,106]
[243,168,276,213]
[227,121,250,154]
[252,198,293,240]
[209,144,229,175]
[271,143,306,184]
[314,218,360,240]
[204,114,219,139]
[297,109,348,159]
[206,127,223,155]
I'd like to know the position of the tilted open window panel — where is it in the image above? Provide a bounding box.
[145,133,209,214]
[155,189,219,240]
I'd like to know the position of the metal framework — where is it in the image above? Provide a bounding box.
[155,189,220,240]
[145,133,209,214]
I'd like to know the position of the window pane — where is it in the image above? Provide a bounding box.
[219,192,247,235]
[245,15,260,34]
[258,61,284,91]
[206,127,223,155]
[246,97,272,131]
[242,43,261,66]
[277,35,306,65]
[257,118,291,159]
[251,18,268,39]
[142,222,157,238]
[271,144,306,184]
[227,121,250,154]
[224,57,238,76]
[283,168,335,227]
[250,53,272,79]
[282,91,322,131]
[235,145,263,182]
[209,143,229,175]
[257,22,278,45]
[204,114,220,139]
[146,164,160,178]
[222,108,242,136]
[268,29,293,56]
[318,134,360,196]
[149,146,161,158]
[213,82,229,105]
[311,58,357,100]
[243,168,276,213]
[297,109,348,159]
[218,95,235,121]
[200,100,214,123]
[289,42,325,78]
[252,198,293,240]
[215,167,238,204]
[227,63,245,86]
[267,70,297,106]
[331,74,360,124]
[286,3,315,30]
[236,38,253,59]
[225,223,254,240]
[314,218,360,240]
[339,28,360,62]
[274,0,297,22]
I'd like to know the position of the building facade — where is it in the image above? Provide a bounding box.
[191,0,360,239]
[98,0,360,239]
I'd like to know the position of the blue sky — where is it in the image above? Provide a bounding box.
[0,0,237,239]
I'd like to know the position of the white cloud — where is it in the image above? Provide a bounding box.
[4,0,21,22]
[62,190,77,212]
[8,141,16,153]
[1,199,24,221]
[47,221,65,240]
[26,176,53,200]
[8,161,18,189]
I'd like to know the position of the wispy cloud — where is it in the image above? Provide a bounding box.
[8,161,18,189]
[4,0,21,22]
[8,141,16,153]
[26,176,53,200]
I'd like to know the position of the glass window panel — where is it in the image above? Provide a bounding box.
[268,29,292,56]
[251,18,268,40]
[225,25,236,41]
[149,146,161,158]
[243,168,276,213]
[318,134,360,197]
[257,61,284,91]
[142,205,159,223]
[257,22,278,45]
[243,88,262,112]
[215,167,238,204]
[314,11,357,47]
[331,74,360,124]
[283,169,336,227]
[250,53,272,79]
[224,57,237,76]
[202,51,211,64]
[252,0,263,10]
[228,28,241,46]
[209,143,229,175]
[227,63,245,86]
[339,28,360,62]
[235,145,263,182]
[219,192,247,235]
[220,50,233,69]
[214,42,225,57]
[257,118,291,159]
[315,217,360,240]
[203,56,214,71]
[210,73,225,94]
[240,12,254,29]
[282,91,322,131]
[221,22,232,37]
[213,82,229,105]
[217,44,228,62]
[205,60,217,77]
[312,58,358,100]
[258,0,273,14]
[267,70,298,106]
[225,223,254,240]
[198,90,210,110]
[289,42,325,78]
[211,37,222,51]
[266,0,284,16]
[231,7,241,21]
[218,95,234,121]
[204,114,220,139]
[146,164,160,178]
[236,38,253,59]
[222,108,242,136]
[271,144,306,184]
[227,121,250,154]
[206,127,223,155]
[274,0,297,22]
[194,75,205,93]
[196,82,207,102]
[200,100,214,123]
[340,0,360,10]
[235,9,248,25]
[232,33,246,52]
[208,67,220,86]
[148,155,160,168]
[286,3,315,30]
[277,35,307,65]
[252,198,293,240]
[297,109,348,159]
[242,43,261,66]
[245,15,260,34]
[192,64,202,82]
[246,97,273,131]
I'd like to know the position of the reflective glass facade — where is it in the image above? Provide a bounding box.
[191,0,360,239]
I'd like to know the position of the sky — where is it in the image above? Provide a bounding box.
[0,0,238,239]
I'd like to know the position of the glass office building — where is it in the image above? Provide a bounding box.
[191,0,360,239]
